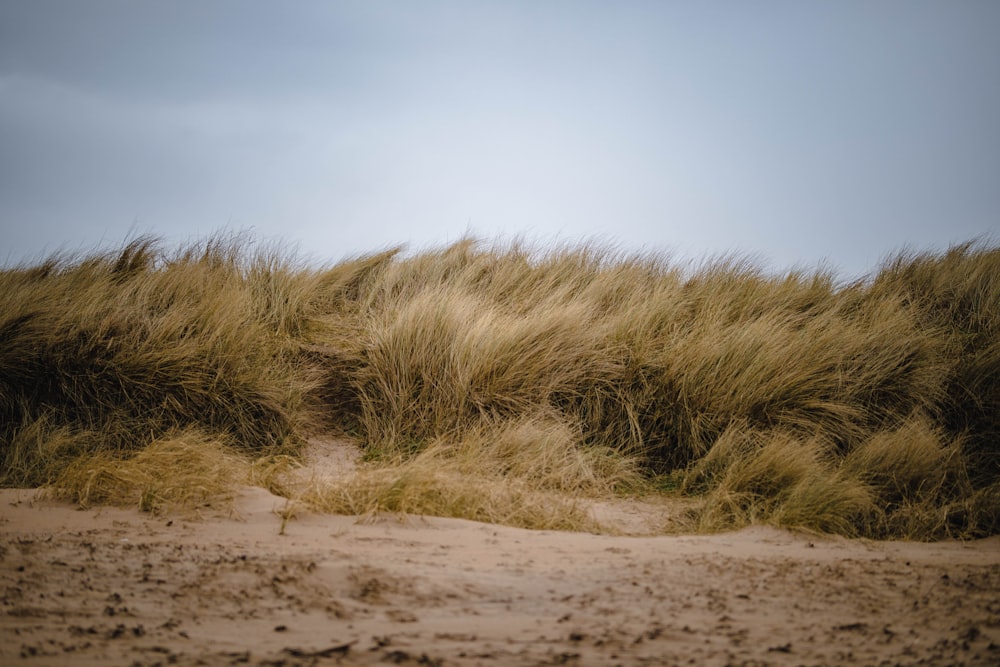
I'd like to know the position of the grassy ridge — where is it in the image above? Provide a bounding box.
[1,235,997,538]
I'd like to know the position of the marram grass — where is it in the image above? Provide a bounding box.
[50,428,249,513]
[2,234,998,539]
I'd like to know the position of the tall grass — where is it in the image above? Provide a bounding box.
[2,234,997,539]
[0,236,318,487]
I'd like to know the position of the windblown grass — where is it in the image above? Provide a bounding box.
[0,235,318,486]
[2,234,998,539]
[50,427,249,513]
[300,450,601,532]
[287,412,638,532]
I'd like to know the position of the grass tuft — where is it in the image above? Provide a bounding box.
[49,428,248,513]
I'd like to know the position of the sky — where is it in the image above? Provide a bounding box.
[1,1,998,279]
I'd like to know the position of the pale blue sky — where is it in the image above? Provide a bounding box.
[1,1,997,278]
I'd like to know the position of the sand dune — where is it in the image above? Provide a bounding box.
[2,484,998,667]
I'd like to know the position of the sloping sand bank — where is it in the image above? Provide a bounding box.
[2,487,998,667]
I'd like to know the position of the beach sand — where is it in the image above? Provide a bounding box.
[2,444,999,667]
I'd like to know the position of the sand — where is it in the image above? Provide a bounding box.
[2,446,999,667]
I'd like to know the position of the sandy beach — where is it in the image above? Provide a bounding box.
[2,481,998,667]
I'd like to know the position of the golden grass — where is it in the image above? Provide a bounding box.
[290,413,638,532]
[300,456,600,532]
[2,234,998,539]
[49,428,248,513]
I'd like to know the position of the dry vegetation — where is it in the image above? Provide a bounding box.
[1,234,998,539]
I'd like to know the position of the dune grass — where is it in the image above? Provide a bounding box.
[300,412,641,532]
[1,234,998,539]
[49,427,249,513]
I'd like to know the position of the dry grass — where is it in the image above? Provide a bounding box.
[2,234,998,539]
[49,428,248,513]
[286,413,639,532]
[300,456,600,532]
[0,236,317,483]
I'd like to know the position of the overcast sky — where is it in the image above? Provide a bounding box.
[1,1,997,278]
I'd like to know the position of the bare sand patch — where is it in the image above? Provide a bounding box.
[2,483,998,667]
